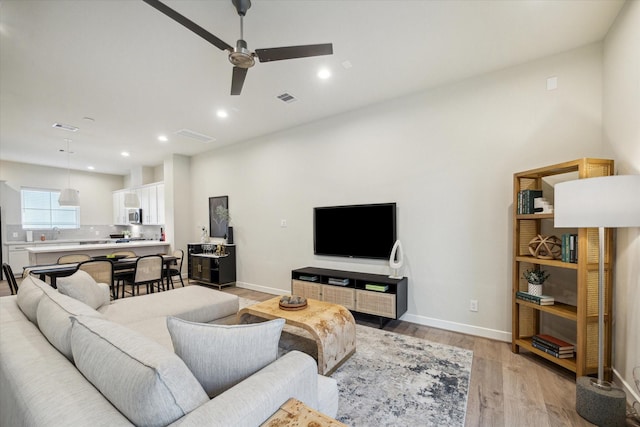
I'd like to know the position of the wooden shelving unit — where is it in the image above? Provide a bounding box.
[512,158,614,379]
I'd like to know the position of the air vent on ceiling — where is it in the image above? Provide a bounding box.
[175,129,216,143]
[52,122,79,132]
[276,92,297,103]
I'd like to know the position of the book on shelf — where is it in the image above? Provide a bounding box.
[365,284,389,292]
[561,234,578,263]
[516,291,554,305]
[298,275,318,282]
[517,189,543,214]
[531,341,574,358]
[328,278,349,286]
[532,334,574,351]
[530,339,574,355]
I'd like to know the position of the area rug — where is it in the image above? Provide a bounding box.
[239,298,473,426]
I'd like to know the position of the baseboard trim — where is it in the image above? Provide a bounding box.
[399,313,511,342]
[236,282,511,342]
[613,367,640,406]
[236,281,284,296]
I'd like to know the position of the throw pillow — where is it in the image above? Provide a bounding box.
[36,287,103,361]
[57,270,110,309]
[16,275,47,325]
[167,316,285,397]
[70,315,209,427]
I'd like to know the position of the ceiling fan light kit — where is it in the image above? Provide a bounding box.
[229,39,255,69]
[142,0,333,95]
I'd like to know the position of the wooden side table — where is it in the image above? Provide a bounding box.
[238,297,356,375]
[261,398,347,427]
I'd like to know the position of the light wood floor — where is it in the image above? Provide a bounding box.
[2,277,627,426]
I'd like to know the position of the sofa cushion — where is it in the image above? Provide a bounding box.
[36,287,103,361]
[57,270,111,310]
[99,285,239,325]
[16,275,47,325]
[70,315,209,427]
[167,317,285,398]
[0,312,134,426]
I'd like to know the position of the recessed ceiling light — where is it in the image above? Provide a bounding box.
[216,109,228,118]
[317,68,331,80]
[87,166,95,170]
[121,151,130,157]
[158,135,168,142]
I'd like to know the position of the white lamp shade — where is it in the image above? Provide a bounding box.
[554,175,640,228]
[58,188,80,206]
[123,192,140,208]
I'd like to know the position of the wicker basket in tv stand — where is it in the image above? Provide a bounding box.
[291,267,408,327]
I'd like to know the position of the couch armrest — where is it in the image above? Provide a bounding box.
[169,351,319,427]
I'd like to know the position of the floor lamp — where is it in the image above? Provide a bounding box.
[555,174,640,427]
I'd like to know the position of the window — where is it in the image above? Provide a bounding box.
[21,188,80,229]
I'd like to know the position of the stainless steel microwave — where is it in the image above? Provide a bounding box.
[128,209,142,224]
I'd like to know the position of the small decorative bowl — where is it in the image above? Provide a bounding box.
[279,295,308,310]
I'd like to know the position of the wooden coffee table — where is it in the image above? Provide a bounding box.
[238,297,356,375]
[260,398,347,427]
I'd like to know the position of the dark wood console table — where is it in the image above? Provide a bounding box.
[187,244,236,289]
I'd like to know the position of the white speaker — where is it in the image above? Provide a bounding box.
[389,240,404,279]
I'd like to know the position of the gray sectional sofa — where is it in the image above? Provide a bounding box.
[0,274,338,427]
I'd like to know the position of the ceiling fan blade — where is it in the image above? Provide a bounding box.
[231,66,248,95]
[255,43,333,63]
[142,0,233,51]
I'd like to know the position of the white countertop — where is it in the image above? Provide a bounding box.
[191,253,229,258]
[5,239,113,246]
[25,240,170,253]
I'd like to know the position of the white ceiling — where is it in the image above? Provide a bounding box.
[0,0,626,176]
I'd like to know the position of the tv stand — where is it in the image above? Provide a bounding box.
[291,267,408,328]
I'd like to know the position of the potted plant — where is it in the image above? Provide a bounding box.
[522,268,549,296]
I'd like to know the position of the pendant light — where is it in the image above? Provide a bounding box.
[58,139,80,206]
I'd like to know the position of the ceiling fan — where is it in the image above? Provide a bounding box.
[142,0,333,95]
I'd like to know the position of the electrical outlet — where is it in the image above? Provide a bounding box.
[469,299,478,312]
[280,219,287,228]
[95,230,100,236]
[12,232,18,238]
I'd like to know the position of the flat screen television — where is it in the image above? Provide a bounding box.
[314,203,397,259]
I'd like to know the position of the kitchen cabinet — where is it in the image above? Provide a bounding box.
[8,244,31,277]
[136,186,152,224]
[112,190,129,225]
[112,182,165,226]
[156,184,165,225]
[136,184,163,225]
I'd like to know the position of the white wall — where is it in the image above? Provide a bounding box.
[190,43,610,339]
[0,160,123,225]
[163,154,191,256]
[603,0,640,404]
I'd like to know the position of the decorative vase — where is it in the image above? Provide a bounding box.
[528,282,543,296]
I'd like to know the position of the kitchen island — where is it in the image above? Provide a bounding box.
[26,241,170,265]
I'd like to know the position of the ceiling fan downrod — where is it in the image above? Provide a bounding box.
[228,16,255,68]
